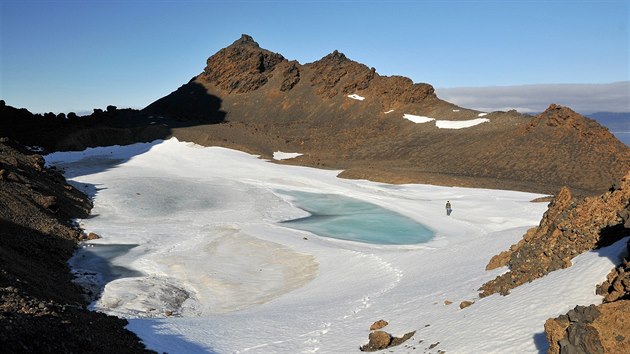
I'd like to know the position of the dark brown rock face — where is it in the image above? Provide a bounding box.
[0,138,152,353]
[480,171,630,297]
[544,305,605,354]
[197,34,286,94]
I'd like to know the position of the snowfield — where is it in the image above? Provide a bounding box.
[45,138,627,354]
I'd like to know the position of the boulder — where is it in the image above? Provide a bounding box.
[360,321,415,352]
[86,232,101,240]
[369,319,388,331]
[459,300,474,309]
[361,330,391,351]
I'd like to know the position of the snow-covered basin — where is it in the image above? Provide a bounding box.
[45,138,627,354]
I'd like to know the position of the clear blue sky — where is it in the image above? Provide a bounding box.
[1,0,628,113]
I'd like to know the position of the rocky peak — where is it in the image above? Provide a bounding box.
[531,104,595,129]
[521,103,629,166]
[306,50,376,98]
[197,35,286,93]
[232,34,259,47]
[322,50,349,63]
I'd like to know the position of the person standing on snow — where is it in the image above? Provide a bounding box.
[445,201,452,216]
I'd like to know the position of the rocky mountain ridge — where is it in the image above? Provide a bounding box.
[146,34,629,195]
[2,35,628,194]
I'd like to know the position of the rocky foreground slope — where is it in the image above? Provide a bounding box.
[477,171,629,353]
[0,138,152,353]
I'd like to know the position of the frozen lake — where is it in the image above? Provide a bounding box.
[45,138,626,354]
[279,190,435,244]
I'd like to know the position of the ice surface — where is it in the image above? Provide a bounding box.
[278,190,434,244]
[46,138,627,353]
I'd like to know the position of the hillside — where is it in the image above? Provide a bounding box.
[144,35,630,195]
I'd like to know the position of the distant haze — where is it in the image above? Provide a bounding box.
[436,81,630,114]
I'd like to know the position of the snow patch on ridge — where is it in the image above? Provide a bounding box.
[273,151,303,160]
[436,118,490,129]
[403,113,490,129]
[347,94,365,101]
[403,114,435,123]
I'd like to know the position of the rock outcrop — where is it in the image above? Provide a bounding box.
[0,138,152,353]
[480,171,630,297]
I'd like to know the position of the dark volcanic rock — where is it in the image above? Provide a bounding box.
[545,302,630,354]
[544,305,605,354]
[0,138,152,353]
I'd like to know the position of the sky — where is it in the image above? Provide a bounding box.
[1,0,628,114]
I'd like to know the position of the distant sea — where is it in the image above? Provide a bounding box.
[587,112,630,147]
[612,132,630,147]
